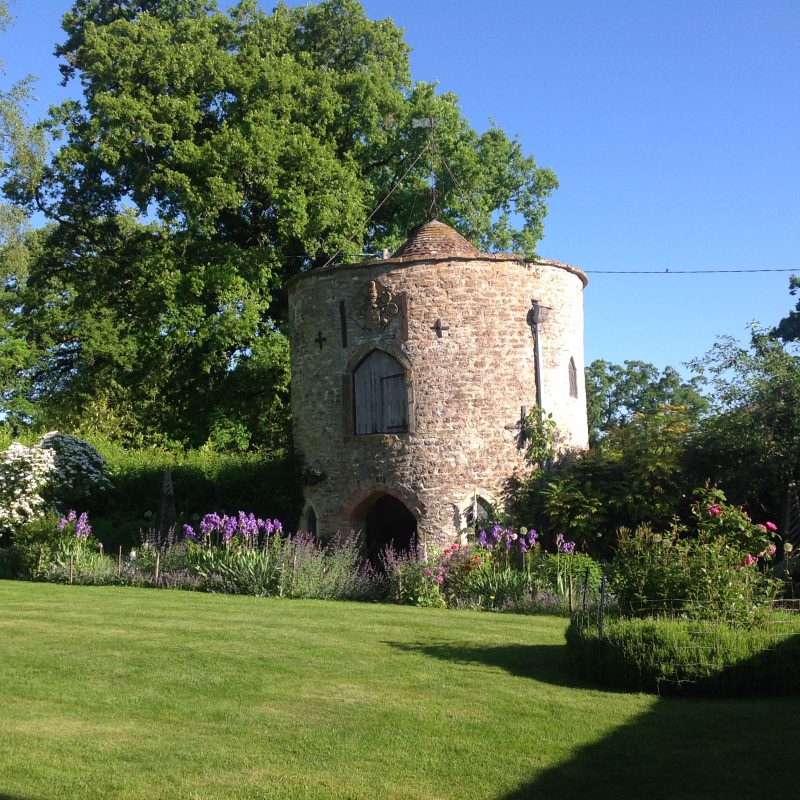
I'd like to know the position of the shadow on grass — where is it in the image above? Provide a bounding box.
[390,638,800,800]
[386,641,587,687]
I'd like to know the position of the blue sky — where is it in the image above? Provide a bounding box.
[2,0,799,373]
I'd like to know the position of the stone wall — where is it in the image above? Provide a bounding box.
[287,252,588,547]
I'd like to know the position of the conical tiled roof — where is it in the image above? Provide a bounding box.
[392,220,479,260]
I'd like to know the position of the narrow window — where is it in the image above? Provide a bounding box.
[354,350,408,434]
[464,497,492,529]
[569,357,579,398]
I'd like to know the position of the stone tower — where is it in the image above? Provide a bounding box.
[287,220,588,554]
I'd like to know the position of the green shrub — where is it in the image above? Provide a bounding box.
[45,551,120,585]
[186,532,377,601]
[538,551,603,597]
[190,542,283,597]
[611,489,782,624]
[6,512,65,578]
[0,545,22,579]
[462,562,529,608]
[83,440,304,550]
[381,546,445,608]
[612,524,691,613]
[566,613,800,696]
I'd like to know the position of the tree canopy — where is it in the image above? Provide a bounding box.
[772,275,800,343]
[0,0,558,448]
[688,329,800,518]
[585,359,708,445]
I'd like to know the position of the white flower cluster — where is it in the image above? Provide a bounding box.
[38,431,112,502]
[0,443,56,538]
[0,432,112,540]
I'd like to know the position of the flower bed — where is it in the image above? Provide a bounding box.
[0,510,604,615]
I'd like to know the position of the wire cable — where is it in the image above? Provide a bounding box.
[585,268,798,275]
[319,143,431,270]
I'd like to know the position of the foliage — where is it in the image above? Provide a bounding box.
[611,488,782,624]
[381,544,446,607]
[8,509,104,579]
[38,431,112,508]
[0,1,47,428]
[540,549,603,598]
[84,439,304,550]
[3,503,377,599]
[772,274,800,343]
[566,614,800,696]
[512,405,695,555]
[585,359,707,446]
[2,511,61,578]
[380,528,602,613]
[1,0,557,446]
[514,337,800,555]
[185,525,379,601]
[0,441,55,541]
[687,330,800,520]
[520,406,557,468]
[0,432,112,545]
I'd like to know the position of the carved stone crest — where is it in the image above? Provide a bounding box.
[350,279,400,332]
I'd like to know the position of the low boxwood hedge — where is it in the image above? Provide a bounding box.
[566,613,800,696]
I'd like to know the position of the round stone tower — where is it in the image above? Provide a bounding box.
[287,220,588,554]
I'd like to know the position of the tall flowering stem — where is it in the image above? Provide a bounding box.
[58,510,92,540]
[554,532,576,594]
[183,512,284,550]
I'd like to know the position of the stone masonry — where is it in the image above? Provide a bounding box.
[287,220,589,550]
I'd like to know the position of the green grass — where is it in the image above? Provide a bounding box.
[0,581,798,800]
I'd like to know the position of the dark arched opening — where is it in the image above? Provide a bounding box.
[306,506,317,537]
[365,494,417,567]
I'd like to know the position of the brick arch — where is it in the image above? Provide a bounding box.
[344,482,424,523]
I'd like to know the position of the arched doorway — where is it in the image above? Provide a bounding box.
[365,494,417,566]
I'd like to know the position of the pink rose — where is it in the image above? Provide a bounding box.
[768,544,777,556]
[708,505,722,517]
[765,521,778,532]
[744,554,756,566]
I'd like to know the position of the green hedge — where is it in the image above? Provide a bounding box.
[83,442,305,550]
[566,614,800,696]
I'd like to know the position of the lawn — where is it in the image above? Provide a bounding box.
[0,581,797,800]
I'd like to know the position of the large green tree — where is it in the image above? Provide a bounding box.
[688,330,800,520]
[585,359,707,445]
[1,0,558,448]
[1,0,47,428]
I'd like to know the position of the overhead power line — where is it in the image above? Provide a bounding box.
[585,268,798,275]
